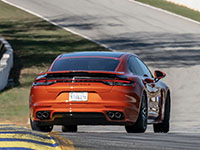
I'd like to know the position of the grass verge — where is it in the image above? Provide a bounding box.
[0,1,107,123]
[135,0,200,22]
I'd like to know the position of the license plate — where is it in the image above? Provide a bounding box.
[69,92,88,102]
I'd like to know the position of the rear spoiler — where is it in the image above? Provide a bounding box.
[47,70,125,75]
[37,71,127,80]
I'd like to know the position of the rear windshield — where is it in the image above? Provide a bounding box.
[51,58,120,71]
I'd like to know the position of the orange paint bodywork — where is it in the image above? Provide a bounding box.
[30,81,141,125]
[29,52,169,127]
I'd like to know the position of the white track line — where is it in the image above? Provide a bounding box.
[128,0,200,25]
[1,0,114,51]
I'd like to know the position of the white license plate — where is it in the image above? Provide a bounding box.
[69,92,88,102]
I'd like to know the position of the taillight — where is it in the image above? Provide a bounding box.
[33,80,56,86]
[33,74,56,86]
[102,80,135,86]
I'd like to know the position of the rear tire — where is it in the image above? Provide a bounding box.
[153,93,170,133]
[125,93,147,133]
[30,119,53,132]
[62,125,78,132]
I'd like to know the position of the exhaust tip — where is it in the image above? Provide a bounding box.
[42,111,50,119]
[115,112,122,119]
[107,111,124,120]
[107,112,115,119]
[36,112,43,119]
[36,111,50,120]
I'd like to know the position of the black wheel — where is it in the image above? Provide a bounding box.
[30,119,53,132]
[62,125,78,132]
[153,93,170,133]
[125,93,147,133]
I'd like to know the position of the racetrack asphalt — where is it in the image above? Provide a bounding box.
[2,0,200,149]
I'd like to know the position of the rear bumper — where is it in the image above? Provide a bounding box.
[30,85,142,126]
[30,101,139,126]
[33,112,134,126]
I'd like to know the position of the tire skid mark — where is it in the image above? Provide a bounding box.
[0,124,62,150]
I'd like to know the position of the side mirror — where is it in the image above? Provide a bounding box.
[154,70,166,81]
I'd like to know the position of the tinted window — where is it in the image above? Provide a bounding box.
[135,57,152,77]
[51,58,119,71]
[128,56,144,75]
[61,52,124,58]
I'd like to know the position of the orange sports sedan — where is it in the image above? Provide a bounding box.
[30,52,171,133]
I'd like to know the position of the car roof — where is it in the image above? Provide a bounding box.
[60,51,127,58]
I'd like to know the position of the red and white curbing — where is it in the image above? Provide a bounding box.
[0,37,13,91]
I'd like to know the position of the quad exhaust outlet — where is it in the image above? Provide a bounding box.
[36,111,50,120]
[107,111,124,120]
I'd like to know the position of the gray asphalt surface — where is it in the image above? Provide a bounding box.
[4,0,200,149]
[53,125,200,150]
[60,132,200,150]
[5,0,200,67]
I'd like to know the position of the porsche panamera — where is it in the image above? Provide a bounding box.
[30,52,171,133]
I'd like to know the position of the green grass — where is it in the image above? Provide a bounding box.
[135,0,200,22]
[0,1,107,123]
